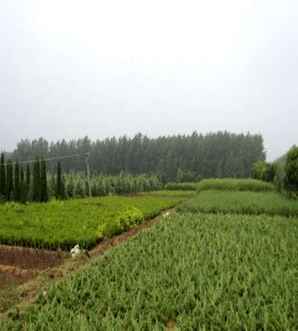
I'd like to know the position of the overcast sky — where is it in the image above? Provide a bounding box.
[0,0,297,160]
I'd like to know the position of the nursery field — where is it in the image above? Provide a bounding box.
[197,178,275,192]
[0,192,189,250]
[2,213,297,330]
[178,191,298,217]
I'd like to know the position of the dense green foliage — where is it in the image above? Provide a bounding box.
[284,146,298,195]
[10,132,265,181]
[178,190,298,217]
[2,213,297,330]
[197,178,274,192]
[252,160,275,182]
[0,193,187,250]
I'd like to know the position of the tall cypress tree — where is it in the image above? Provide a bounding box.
[0,153,6,199]
[6,160,14,201]
[14,162,20,201]
[40,159,48,202]
[25,164,31,201]
[33,158,41,202]
[56,161,65,200]
[20,165,27,203]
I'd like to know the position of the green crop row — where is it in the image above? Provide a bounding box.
[164,182,199,191]
[143,190,196,198]
[0,193,186,250]
[178,190,298,217]
[2,213,297,330]
[197,178,275,192]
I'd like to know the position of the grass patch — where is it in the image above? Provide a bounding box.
[0,194,186,250]
[2,213,297,330]
[197,178,274,192]
[178,190,298,217]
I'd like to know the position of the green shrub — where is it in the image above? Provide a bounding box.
[252,161,275,182]
[97,207,144,238]
[0,194,186,250]
[284,146,298,197]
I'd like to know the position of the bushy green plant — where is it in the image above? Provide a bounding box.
[284,146,298,197]
[97,207,144,238]
[252,161,275,182]
[0,193,185,250]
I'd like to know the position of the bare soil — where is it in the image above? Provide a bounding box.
[0,245,66,270]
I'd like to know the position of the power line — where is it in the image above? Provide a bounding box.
[1,153,90,166]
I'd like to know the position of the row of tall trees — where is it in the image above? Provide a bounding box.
[0,152,163,203]
[0,154,49,202]
[8,132,266,181]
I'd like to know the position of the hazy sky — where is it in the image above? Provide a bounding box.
[1,0,297,160]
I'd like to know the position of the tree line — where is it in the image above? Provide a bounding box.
[7,131,266,181]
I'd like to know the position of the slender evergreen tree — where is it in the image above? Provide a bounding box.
[6,160,14,201]
[33,158,41,202]
[26,164,31,187]
[25,164,31,201]
[20,165,27,203]
[0,153,6,198]
[14,162,21,201]
[40,159,48,202]
[56,162,65,199]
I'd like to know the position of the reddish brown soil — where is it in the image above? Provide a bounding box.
[0,245,66,270]
[0,271,25,289]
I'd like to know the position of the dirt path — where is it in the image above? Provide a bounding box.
[0,208,176,319]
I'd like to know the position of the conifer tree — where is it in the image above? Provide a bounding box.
[20,165,27,203]
[6,160,14,201]
[40,159,48,202]
[25,164,31,201]
[14,162,20,201]
[33,158,41,201]
[0,153,6,199]
[56,162,65,199]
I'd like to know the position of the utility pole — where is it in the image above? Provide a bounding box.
[85,152,92,197]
